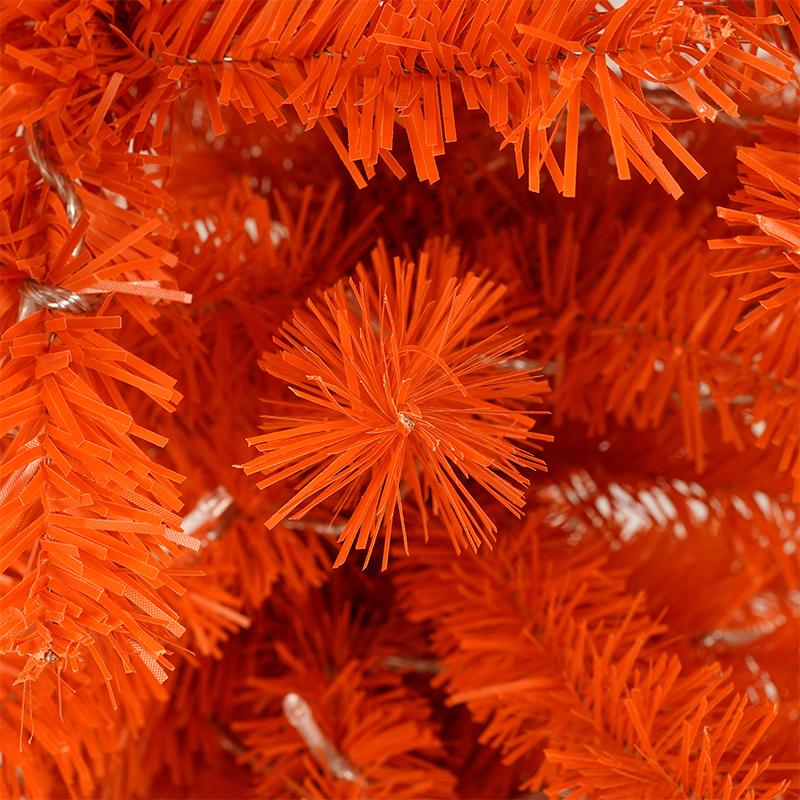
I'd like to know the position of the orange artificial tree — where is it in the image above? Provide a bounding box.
[0,1,798,799]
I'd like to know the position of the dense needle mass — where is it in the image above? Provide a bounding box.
[1,1,797,796]
[241,244,551,569]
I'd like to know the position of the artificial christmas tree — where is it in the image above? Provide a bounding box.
[1,1,798,798]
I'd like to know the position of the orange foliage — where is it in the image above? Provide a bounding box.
[241,241,551,569]
[1,2,798,799]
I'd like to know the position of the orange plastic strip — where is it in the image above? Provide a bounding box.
[318,117,367,189]
[67,217,163,287]
[199,65,226,137]
[563,83,581,197]
[87,72,123,139]
[594,59,630,181]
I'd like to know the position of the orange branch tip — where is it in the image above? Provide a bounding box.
[240,242,551,569]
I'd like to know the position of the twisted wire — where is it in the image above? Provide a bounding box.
[25,122,84,236]
[17,278,98,318]
[18,122,90,321]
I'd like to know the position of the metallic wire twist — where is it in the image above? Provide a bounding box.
[18,122,89,321]
[26,122,84,237]
[18,278,97,317]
